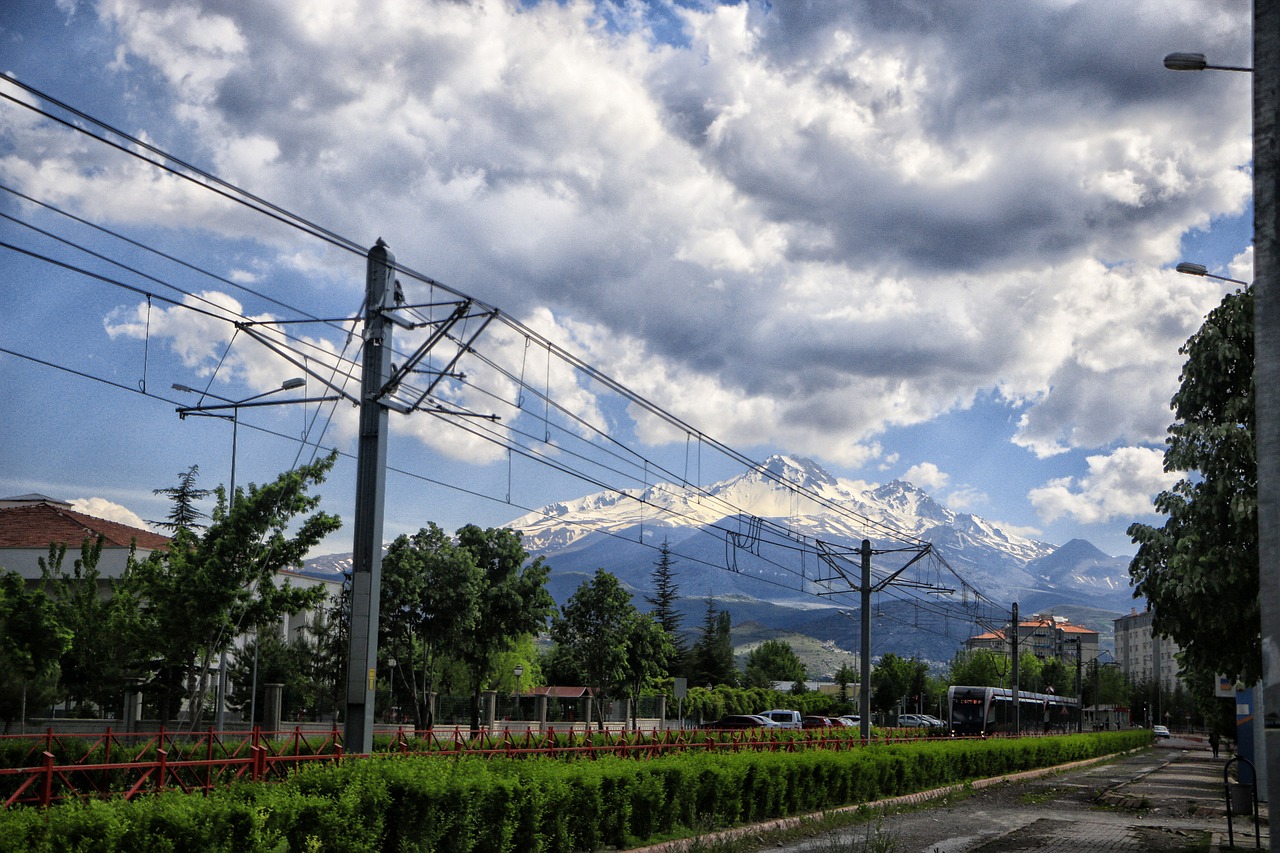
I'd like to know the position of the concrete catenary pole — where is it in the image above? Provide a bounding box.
[859,539,872,742]
[344,239,396,754]
[1252,0,1280,826]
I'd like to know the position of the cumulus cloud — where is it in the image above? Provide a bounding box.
[1028,446,1177,525]
[70,497,151,529]
[0,0,1253,476]
[902,462,949,491]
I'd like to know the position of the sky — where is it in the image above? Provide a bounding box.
[0,0,1256,564]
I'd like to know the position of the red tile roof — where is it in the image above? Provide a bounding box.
[0,503,170,551]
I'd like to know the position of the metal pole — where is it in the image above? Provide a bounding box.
[1253,0,1280,825]
[344,240,396,754]
[215,412,238,732]
[1011,602,1020,734]
[1075,641,1083,734]
[859,539,872,742]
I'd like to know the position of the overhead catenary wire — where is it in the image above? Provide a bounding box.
[0,73,1012,642]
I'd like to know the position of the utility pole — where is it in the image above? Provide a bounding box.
[817,538,936,744]
[1253,0,1280,827]
[344,239,396,754]
[1011,601,1020,734]
[859,539,872,743]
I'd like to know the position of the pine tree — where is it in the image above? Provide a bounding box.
[644,540,686,673]
[150,464,212,532]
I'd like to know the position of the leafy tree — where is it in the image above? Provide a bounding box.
[378,524,483,728]
[948,649,1008,688]
[834,663,857,703]
[130,454,340,726]
[644,540,686,674]
[686,597,736,687]
[871,653,926,716]
[551,569,669,728]
[619,609,673,728]
[452,525,554,733]
[150,464,212,532]
[742,639,806,688]
[38,538,151,718]
[0,571,71,732]
[1016,653,1045,693]
[1128,286,1261,684]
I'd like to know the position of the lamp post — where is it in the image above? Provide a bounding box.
[513,664,524,719]
[1166,31,1280,821]
[173,377,315,729]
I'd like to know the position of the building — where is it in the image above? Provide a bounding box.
[1113,608,1182,689]
[963,613,1101,664]
[0,494,171,586]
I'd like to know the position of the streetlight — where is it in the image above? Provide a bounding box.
[1168,37,1280,811]
[172,377,315,730]
[513,664,524,719]
[1163,52,1253,73]
[1175,261,1249,286]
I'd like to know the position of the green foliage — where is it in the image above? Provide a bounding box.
[550,569,673,728]
[948,649,1008,688]
[687,598,737,688]
[452,525,555,732]
[0,732,1150,852]
[743,639,806,689]
[149,464,213,533]
[0,571,71,732]
[1128,285,1261,684]
[645,540,686,676]
[129,454,341,725]
[379,524,483,728]
[870,654,926,715]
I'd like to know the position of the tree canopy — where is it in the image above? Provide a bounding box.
[1128,285,1261,684]
[132,454,341,724]
[742,639,806,688]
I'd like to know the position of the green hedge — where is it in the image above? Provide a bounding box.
[0,731,1149,852]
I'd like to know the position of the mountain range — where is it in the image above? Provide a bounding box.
[302,455,1140,672]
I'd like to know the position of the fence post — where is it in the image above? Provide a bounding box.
[40,751,54,808]
[157,748,167,792]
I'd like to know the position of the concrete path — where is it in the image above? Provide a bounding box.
[636,735,1270,852]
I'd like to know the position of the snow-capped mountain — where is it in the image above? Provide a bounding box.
[299,455,1138,664]
[504,454,1132,611]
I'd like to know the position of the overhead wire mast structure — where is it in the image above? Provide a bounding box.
[2,72,1004,752]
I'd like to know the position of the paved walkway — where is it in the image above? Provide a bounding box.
[635,737,1271,852]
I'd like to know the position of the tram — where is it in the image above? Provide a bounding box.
[947,685,1080,735]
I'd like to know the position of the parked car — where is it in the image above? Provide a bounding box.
[837,714,860,726]
[897,714,932,728]
[704,714,777,730]
[919,714,947,729]
[801,715,834,728]
[1152,725,1171,739]
[830,716,858,727]
[757,709,803,729]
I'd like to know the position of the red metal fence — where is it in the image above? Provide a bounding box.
[0,724,943,810]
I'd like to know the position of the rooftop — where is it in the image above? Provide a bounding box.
[0,501,170,551]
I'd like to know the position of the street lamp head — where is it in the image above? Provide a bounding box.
[172,383,197,394]
[1175,261,1248,286]
[281,377,306,390]
[1164,52,1208,71]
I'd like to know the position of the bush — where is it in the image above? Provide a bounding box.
[0,731,1150,852]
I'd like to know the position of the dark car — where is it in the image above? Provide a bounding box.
[704,714,776,730]
[802,715,834,728]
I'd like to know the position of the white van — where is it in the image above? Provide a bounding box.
[757,709,802,729]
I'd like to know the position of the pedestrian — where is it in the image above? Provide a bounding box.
[1210,731,1220,758]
